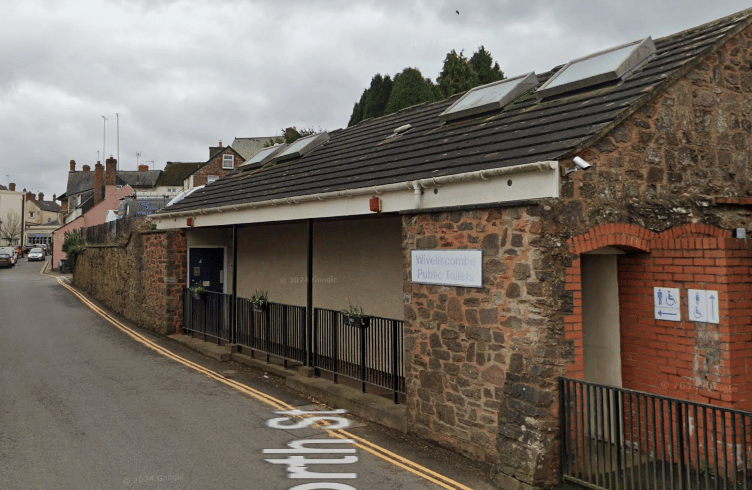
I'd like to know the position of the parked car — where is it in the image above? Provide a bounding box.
[0,247,17,268]
[27,248,45,262]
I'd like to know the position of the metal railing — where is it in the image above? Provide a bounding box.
[181,290,405,403]
[182,289,231,344]
[560,377,752,490]
[313,308,405,403]
[235,298,307,367]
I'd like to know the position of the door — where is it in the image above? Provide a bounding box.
[189,247,225,293]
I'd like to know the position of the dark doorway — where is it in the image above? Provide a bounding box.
[189,247,224,293]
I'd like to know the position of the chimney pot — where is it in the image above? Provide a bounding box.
[8,183,15,191]
[69,159,76,172]
[38,192,44,201]
[105,157,117,187]
[138,164,149,172]
[94,162,104,205]
[83,165,91,172]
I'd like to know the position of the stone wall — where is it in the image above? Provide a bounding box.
[403,206,565,488]
[74,230,186,334]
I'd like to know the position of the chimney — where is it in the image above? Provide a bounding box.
[105,156,117,186]
[138,164,149,172]
[219,140,223,147]
[94,162,104,204]
[82,165,91,172]
[26,191,34,201]
[8,183,15,191]
[53,194,56,201]
[38,192,44,202]
[69,159,76,172]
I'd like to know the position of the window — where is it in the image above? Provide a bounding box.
[222,154,234,169]
[29,212,34,218]
[439,72,539,122]
[207,175,219,183]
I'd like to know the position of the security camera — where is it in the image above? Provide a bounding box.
[562,156,593,176]
[573,156,591,170]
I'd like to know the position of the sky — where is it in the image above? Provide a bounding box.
[1,0,751,199]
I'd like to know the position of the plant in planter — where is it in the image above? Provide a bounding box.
[190,284,207,300]
[341,302,370,328]
[251,289,269,312]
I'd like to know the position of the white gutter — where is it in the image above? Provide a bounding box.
[156,161,556,219]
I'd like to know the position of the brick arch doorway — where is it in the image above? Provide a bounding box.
[581,248,625,388]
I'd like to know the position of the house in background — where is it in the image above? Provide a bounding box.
[0,183,26,246]
[231,136,278,161]
[153,9,752,489]
[53,159,133,268]
[182,141,246,188]
[25,191,62,247]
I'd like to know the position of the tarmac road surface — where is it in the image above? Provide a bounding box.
[0,259,497,490]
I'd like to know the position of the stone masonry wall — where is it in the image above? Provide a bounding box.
[74,230,186,334]
[403,206,565,488]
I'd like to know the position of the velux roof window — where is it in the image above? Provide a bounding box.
[240,143,287,168]
[536,37,656,99]
[439,72,539,122]
[272,132,330,163]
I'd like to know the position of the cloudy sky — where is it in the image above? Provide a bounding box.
[1,0,750,199]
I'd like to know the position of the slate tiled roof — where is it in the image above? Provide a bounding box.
[118,170,162,188]
[156,162,203,186]
[0,184,7,191]
[36,200,61,213]
[162,9,752,215]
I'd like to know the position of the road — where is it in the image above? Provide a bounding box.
[0,259,496,490]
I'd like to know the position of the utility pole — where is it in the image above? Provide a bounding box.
[116,113,120,171]
[102,116,108,163]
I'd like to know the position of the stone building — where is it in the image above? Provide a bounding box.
[150,9,752,489]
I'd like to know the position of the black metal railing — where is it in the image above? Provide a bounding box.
[560,377,752,490]
[235,299,307,367]
[182,289,231,344]
[181,290,405,403]
[313,308,405,403]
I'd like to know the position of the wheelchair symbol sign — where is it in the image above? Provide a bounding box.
[654,287,681,322]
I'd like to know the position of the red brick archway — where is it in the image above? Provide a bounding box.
[565,223,751,409]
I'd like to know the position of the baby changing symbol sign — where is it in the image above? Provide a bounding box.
[687,289,719,324]
[654,287,681,321]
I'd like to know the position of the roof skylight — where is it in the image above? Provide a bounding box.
[537,37,656,98]
[240,143,287,168]
[272,132,330,163]
[439,72,539,122]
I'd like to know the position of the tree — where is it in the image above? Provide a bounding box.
[263,126,322,147]
[437,49,479,98]
[469,46,505,85]
[347,74,393,127]
[384,67,437,115]
[0,210,22,245]
[61,228,85,271]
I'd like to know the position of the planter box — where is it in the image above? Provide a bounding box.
[252,303,268,313]
[344,314,370,328]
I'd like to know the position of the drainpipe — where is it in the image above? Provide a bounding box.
[412,181,422,208]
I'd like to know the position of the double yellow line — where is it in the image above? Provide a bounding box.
[46,267,475,490]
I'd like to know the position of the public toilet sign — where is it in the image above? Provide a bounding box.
[654,287,681,321]
[411,249,482,288]
[688,289,719,324]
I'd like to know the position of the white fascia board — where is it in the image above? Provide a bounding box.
[153,161,560,230]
